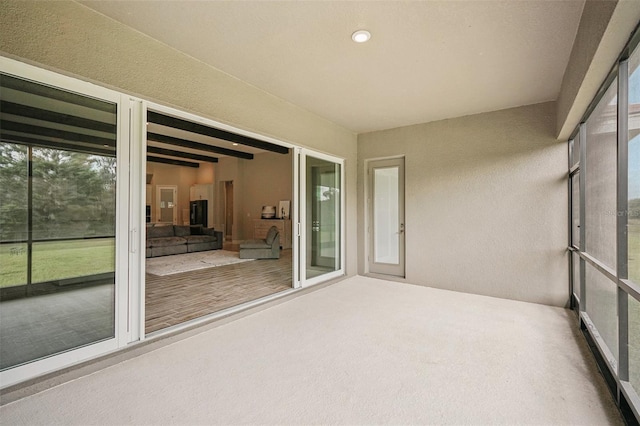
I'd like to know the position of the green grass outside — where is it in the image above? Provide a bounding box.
[0,238,114,287]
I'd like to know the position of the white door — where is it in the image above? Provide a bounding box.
[368,158,405,277]
[156,185,177,224]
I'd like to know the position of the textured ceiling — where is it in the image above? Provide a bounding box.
[81,1,585,133]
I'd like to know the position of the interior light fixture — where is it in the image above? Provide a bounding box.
[352,30,371,43]
[233,143,239,146]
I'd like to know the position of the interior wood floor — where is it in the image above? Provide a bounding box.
[145,245,292,334]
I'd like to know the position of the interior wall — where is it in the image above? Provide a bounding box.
[196,163,215,184]
[358,102,569,307]
[240,151,293,241]
[0,0,357,275]
[212,152,293,241]
[214,157,244,240]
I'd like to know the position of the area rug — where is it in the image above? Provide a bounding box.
[145,250,255,276]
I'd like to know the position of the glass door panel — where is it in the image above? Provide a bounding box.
[302,152,343,284]
[0,72,118,371]
[374,167,400,264]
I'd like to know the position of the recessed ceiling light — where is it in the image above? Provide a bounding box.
[233,143,239,146]
[352,30,371,43]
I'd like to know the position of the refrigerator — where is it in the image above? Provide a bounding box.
[190,200,208,227]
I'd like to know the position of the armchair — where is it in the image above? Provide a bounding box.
[239,226,280,259]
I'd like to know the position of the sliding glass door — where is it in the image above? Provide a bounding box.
[0,61,130,387]
[300,150,344,286]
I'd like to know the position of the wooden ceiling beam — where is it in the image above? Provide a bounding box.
[147,111,289,155]
[147,146,219,163]
[147,132,253,160]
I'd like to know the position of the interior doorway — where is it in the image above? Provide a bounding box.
[156,185,177,225]
[367,157,405,277]
[224,180,234,241]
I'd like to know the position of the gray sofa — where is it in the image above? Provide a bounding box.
[146,225,223,258]
[239,226,280,259]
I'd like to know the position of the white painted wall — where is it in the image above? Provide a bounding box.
[358,102,569,307]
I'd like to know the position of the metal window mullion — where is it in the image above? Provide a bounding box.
[617,59,629,382]
[581,251,619,284]
[621,279,640,304]
[579,123,587,313]
[26,146,33,296]
[568,153,574,303]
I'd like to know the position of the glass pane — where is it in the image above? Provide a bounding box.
[31,150,116,240]
[585,263,618,363]
[374,167,399,264]
[0,142,28,288]
[572,252,581,301]
[572,173,580,248]
[630,296,640,391]
[0,73,117,370]
[629,47,640,284]
[585,79,617,270]
[306,156,340,279]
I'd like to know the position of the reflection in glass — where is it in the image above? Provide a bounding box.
[585,263,618,363]
[585,80,617,270]
[32,239,115,284]
[374,167,399,264]
[0,142,28,288]
[306,156,340,279]
[629,48,640,284]
[0,74,116,370]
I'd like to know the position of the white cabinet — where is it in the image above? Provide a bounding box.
[253,219,292,249]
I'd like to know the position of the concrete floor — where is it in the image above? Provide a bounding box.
[0,276,623,425]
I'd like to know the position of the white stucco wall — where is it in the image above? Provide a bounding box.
[358,102,569,307]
